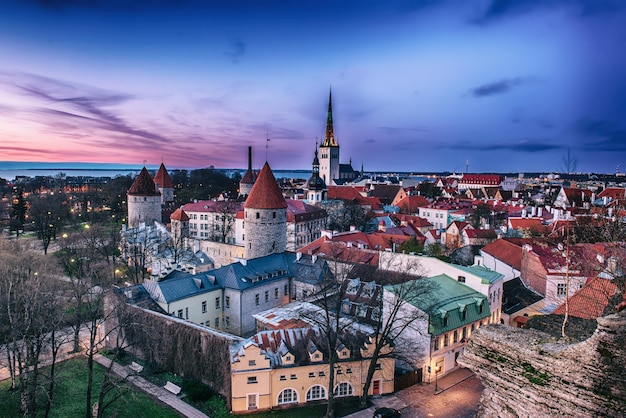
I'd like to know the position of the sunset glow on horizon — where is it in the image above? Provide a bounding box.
[1,1,625,173]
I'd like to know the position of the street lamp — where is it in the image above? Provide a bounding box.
[435,365,441,392]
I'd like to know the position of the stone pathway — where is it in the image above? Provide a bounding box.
[93,354,209,418]
[343,367,480,418]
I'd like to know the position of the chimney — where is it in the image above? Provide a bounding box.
[247,146,252,171]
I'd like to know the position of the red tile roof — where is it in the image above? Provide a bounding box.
[170,208,189,221]
[128,167,160,196]
[285,199,326,222]
[244,162,287,209]
[240,168,256,185]
[153,163,173,188]
[481,238,524,270]
[395,195,430,212]
[182,200,243,213]
[459,174,503,185]
[327,186,382,210]
[464,229,497,239]
[597,187,625,200]
[508,217,546,233]
[300,237,380,266]
[552,277,619,319]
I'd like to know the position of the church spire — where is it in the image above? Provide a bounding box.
[322,88,338,147]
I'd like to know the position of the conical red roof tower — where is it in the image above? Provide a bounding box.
[128,167,160,196]
[154,162,173,189]
[244,162,287,209]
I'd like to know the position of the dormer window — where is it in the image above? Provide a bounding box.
[443,314,448,327]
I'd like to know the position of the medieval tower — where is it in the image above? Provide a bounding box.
[153,162,174,204]
[243,162,287,259]
[239,146,256,198]
[127,167,162,227]
[319,89,340,185]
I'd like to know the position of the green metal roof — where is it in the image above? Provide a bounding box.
[452,264,504,284]
[386,274,491,336]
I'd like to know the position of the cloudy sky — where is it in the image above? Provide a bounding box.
[1,0,625,173]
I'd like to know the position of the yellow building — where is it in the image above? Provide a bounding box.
[230,328,394,413]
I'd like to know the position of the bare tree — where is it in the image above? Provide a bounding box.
[210,199,238,244]
[28,192,70,254]
[0,239,66,417]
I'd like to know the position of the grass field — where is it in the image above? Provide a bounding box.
[0,357,180,418]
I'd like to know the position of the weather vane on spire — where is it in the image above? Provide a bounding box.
[265,133,271,162]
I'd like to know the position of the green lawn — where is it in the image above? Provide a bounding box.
[0,357,180,418]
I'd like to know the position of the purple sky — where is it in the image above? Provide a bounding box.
[1,0,625,173]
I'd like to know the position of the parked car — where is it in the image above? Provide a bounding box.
[373,407,401,418]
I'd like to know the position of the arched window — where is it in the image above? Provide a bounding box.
[306,385,326,401]
[333,382,353,397]
[277,388,298,404]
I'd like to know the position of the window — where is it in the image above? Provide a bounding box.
[443,315,448,327]
[346,368,352,374]
[278,388,298,404]
[185,307,189,319]
[247,376,257,384]
[458,276,465,283]
[462,327,467,340]
[286,355,292,361]
[334,382,353,397]
[557,283,567,296]
[314,353,320,359]
[375,363,382,370]
[215,297,221,309]
[284,284,288,296]
[453,330,458,343]
[177,309,183,318]
[214,318,219,328]
[478,303,483,314]
[434,337,440,351]
[224,316,230,328]
[255,294,259,306]
[256,212,260,219]
[225,296,230,308]
[264,291,269,303]
[461,309,467,321]
[306,385,326,401]
[336,369,342,375]
[273,211,276,218]
[318,371,325,377]
[290,374,297,380]
[279,375,286,381]
[202,301,207,313]
[308,372,315,378]
[249,360,256,367]
[275,288,279,299]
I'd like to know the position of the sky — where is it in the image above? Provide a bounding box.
[1,0,625,174]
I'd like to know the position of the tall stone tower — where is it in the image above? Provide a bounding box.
[243,162,287,259]
[319,89,340,185]
[153,162,174,204]
[306,142,327,204]
[239,146,256,198]
[127,167,162,227]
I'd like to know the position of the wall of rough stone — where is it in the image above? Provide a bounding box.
[244,207,286,259]
[459,313,626,418]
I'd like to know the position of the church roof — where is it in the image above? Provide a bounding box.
[128,167,160,196]
[170,207,189,221]
[244,162,287,209]
[153,163,173,189]
[321,89,338,147]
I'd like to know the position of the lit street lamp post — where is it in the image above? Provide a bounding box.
[435,365,441,392]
